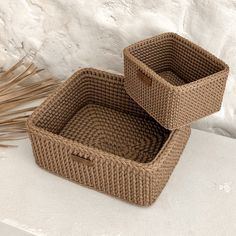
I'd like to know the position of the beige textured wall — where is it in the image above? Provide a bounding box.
[0,0,235,137]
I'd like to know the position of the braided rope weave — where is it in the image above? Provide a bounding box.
[124,32,229,130]
[27,68,190,206]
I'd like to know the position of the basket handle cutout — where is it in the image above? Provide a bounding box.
[71,153,93,166]
[137,70,152,86]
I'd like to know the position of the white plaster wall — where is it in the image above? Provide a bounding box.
[0,0,235,137]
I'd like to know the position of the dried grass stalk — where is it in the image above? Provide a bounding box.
[0,56,60,147]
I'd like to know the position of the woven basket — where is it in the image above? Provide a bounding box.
[124,32,229,130]
[27,68,190,206]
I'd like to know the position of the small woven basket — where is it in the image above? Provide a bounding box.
[27,68,190,206]
[124,32,229,130]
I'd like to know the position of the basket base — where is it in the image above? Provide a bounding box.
[158,70,185,86]
[59,104,169,163]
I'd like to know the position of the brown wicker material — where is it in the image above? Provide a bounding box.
[27,68,190,206]
[124,32,229,130]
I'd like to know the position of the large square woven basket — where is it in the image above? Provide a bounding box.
[27,68,190,206]
[124,32,229,130]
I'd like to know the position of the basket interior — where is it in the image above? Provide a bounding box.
[33,71,170,163]
[129,34,226,85]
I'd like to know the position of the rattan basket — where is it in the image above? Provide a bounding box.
[27,68,190,206]
[124,32,229,130]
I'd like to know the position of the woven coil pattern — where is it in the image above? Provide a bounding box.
[124,32,229,130]
[27,68,190,206]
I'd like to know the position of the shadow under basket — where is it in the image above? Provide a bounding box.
[27,68,190,206]
[124,32,229,130]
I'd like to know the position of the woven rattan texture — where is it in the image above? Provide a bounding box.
[124,32,229,130]
[27,68,190,206]
[59,104,169,163]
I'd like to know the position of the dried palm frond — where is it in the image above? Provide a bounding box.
[0,56,61,147]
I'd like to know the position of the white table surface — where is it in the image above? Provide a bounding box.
[0,129,235,236]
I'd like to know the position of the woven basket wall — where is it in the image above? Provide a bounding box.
[27,68,190,206]
[124,32,229,130]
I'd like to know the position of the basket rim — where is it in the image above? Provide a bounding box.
[123,32,229,91]
[27,68,189,170]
